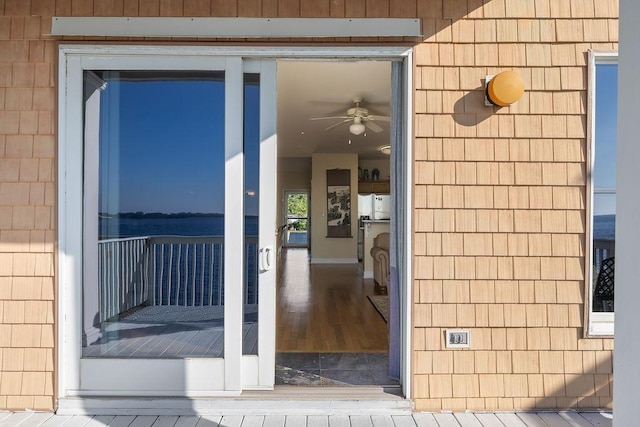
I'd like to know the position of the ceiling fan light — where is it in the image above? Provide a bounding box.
[349,122,365,135]
[379,145,391,155]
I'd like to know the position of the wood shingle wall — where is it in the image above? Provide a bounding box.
[0,0,617,412]
[412,0,617,411]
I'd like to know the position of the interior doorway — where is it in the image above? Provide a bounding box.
[283,191,310,248]
[274,59,397,389]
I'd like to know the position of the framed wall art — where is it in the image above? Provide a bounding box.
[326,169,351,238]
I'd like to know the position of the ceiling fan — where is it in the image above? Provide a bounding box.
[309,97,390,135]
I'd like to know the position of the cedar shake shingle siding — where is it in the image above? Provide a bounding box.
[0,0,617,412]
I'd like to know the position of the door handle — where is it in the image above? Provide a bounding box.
[264,246,273,271]
[260,246,273,272]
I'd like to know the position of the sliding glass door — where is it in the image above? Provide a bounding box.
[60,49,276,396]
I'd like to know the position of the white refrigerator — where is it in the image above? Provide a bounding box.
[358,194,391,220]
[373,194,391,220]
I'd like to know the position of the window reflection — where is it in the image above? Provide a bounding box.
[591,62,617,313]
[84,71,229,358]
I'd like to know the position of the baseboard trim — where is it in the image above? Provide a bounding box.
[310,258,359,264]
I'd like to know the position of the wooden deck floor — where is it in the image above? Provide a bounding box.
[0,411,613,427]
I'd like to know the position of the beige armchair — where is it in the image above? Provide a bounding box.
[370,232,390,289]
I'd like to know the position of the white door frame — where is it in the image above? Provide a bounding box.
[58,44,413,401]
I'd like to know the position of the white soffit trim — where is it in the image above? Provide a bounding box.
[51,17,422,38]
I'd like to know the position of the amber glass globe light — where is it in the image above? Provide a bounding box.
[487,71,525,107]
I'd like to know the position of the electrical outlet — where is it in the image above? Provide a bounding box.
[446,329,470,348]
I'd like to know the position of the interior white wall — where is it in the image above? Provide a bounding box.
[310,153,359,262]
[613,1,640,425]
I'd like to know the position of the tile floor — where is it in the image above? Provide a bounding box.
[275,352,399,387]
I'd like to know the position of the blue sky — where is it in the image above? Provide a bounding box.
[98,73,260,215]
[593,63,618,216]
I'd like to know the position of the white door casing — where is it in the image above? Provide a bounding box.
[58,44,413,401]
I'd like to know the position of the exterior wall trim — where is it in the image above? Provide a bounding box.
[51,17,422,38]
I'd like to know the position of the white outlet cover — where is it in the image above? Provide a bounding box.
[446,329,471,348]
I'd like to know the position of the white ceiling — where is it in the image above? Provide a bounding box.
[276,60,392,160]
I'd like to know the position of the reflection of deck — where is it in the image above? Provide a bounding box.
[83,305,258,358]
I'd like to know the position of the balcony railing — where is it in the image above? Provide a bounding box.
[593,238,615,272]
[98,235,258,323]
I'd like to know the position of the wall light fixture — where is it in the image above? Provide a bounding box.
[485,71,525,107]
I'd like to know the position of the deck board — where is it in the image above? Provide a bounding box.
[536,413,573,426]
[474,413,522,427]
[307,415,329,427]
[58,415,95,427]
[173,416,201,427]
[453,412,484,427]
[17,413,57,427]
[577,412,613,426]
[105,415,138,427]
[195,415,222,427]
[38,415,74,427]
[130,416,160,427]
[328,416,351,427]
[514,414,548,427]
[263,415,286,427]
[409,413,438,427]
[0,413,35,427]
[284,415,308,427]
[349,415,373,427]
[557,412,599,427]
[242,416,266,427]
[149,415,179,427]
[493,413,527,427]
[432,413,462,427]
[0,413,615,427]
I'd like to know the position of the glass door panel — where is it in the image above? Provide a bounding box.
[84,71,227,360]
[69,52,276,396]
[243,73,260,356]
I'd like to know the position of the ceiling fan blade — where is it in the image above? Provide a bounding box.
[364,120,383,133]
[309,116,351,121]
[368,115,391,122]
[323,119,351,131]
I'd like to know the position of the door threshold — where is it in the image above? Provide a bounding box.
[57,388,411,416]
[250,384,404,399]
